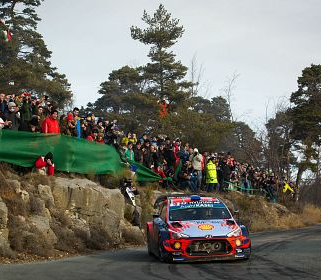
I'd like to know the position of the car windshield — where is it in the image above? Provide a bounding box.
[169,207,231,221]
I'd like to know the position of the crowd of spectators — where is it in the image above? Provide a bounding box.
[0,92,296,200]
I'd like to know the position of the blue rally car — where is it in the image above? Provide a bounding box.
[146,194,251,262]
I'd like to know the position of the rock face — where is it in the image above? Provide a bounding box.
[52,178,125,221]
[0,197,10,256]
[0,174,145,258]
[52,178,128,247]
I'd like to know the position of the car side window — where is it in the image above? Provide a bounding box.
[160,203,167,221]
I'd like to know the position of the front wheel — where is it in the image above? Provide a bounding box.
[158,235,172,263]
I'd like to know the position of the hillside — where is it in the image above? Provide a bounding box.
[0,164,321,263]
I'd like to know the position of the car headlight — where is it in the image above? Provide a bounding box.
[169,229,190,239]
[227,227,242,237]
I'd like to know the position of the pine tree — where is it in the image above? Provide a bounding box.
[289,64,321,186]
[0,0,72,108]
[130,4,193,105]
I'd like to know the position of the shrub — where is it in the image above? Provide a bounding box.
[50,221,86,253]
[23,225,54,257]
[87,224,115,250]
[300,204,321,226]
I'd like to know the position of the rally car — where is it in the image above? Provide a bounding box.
[146,194,251,262]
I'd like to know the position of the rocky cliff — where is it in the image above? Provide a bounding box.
[0,167,144,260]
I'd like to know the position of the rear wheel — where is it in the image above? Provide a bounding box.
[147,231,153,256]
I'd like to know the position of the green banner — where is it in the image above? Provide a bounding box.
[0,130,165,182]
[128,160,162,182]
[0,130,126,175]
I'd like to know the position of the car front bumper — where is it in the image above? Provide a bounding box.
[161,237,251,262]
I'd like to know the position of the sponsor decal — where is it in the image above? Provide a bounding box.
[198,224,214,230]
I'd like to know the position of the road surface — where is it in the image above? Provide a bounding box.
[1,224,321,280]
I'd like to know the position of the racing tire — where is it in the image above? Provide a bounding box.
[158,234,172,263]
[147,231,153,256]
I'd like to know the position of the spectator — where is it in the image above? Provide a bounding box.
[0,93,7,114]
[178,160,197,193]
[97,118,105,134]
[29,116,40,133]
[0,109,11,129]
[122,132,132,146]
[219,157,231,191]
[72,107,81,138]
[66,113,78,136]
[80,119,90,139]
[125,142,135,161]
[4,102,20,130]
[206,156,219,192]
[86,128,98,141]
[142,140,152,168]
[150,144,159,168]
[129,133,137,145]
[189,148,203,191]
[164,143,176,170]
[133,141,143,163]
[36,106,46,127]
[180,143,190,164]
[41,109,60,134]
[157,143,166,166]
[34,152,55,176]
[96,132,105,144]
[19,93,33,131]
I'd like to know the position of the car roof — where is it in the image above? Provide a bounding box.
[153,194,224,209]
[169,196,222,204]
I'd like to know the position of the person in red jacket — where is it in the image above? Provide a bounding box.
[34,152,55,176]
[41,109,60,134]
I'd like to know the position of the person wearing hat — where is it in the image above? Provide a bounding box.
[97,117,105,135]
[41,109,60,134]
[189,147,203,191]
[206,156,219,192]
[29,116,40,133]
[34,152,55,176]
[4,101,20,130]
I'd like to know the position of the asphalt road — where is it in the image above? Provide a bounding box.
[1,224,321,280]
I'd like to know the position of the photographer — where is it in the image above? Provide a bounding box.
[34,152,55,176]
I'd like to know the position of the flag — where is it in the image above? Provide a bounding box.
[1,29,12,42]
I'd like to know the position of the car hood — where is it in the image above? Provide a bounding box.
[169,219,239,238]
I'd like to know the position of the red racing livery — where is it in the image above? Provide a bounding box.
[146,194,251,262]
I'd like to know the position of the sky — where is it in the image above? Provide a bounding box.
[37,0,321,129]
